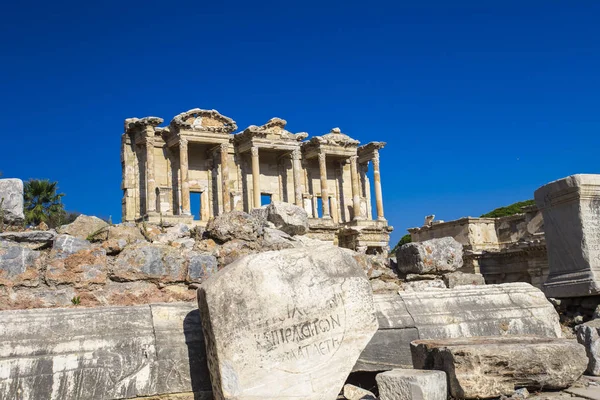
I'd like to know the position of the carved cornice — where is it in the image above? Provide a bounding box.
[170,108,237,133]
[124,117,164,132]
[307,128,360,148]
[234,118,308,143]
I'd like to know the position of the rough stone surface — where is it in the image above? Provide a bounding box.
[45,247,107,288]
[376,369,447,400]
[342,384,376,400]
[443,271,486,288]
[198,245,378,400]
[396,237,463,274]
[56,214,109,240]
[205,211,262,243]
[0,241,42,287]
[0,230,55,244]
[401,279,446,292]
[534,174,600,297]
[112,244,187,283]
[89,223,146,243]
[411,336,588,399]
[264,201,309,236]
[576,318,600,375]
[0,178,24,224]
[53,234,92,254]
[186,252,218,283]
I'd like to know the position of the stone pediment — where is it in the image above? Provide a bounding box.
[170,109,237,134]
[235,118,308,143]
[309,128,359,148]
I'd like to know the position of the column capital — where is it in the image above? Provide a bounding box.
[318,151,326,163]
[291,148,301,160]
[146,135,155,145]
[251,146,259,157]
[179,137,188,147]
[349,155,358,163]
[220,142,229,151]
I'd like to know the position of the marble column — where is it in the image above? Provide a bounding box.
[372,150,385,221]
[145,135,156,214]
[251,146,261,208]
[350,155,362,220]
[179,138,191,215]
[220,143,231,213]
[318,151,331,218]
[292,149,303,207]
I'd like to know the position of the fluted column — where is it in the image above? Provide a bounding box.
[220,143,231,213]
[145,136,156,214]
[179,138,191,215]
[372,150,385,221]
[251,146,261,208]
[349,155,362,220]
[318,151,330,218]
[292,149,303,207]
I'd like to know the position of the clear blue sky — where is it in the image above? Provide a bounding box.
[1,1,599,245]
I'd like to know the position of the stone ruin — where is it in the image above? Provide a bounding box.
[2,158,600,398]
[122,109,392,255]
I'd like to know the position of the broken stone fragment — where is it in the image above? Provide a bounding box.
[396,237,463,275]
[263,201,309,236]
[411,336,588,399]
[205,211,263,243]
[442,271,485,288]
[0,230,55,245]
[0,241,42,287]
[0,178,24,224]
[576,318,600,376]
[376,369,447,400]
[56,215,109,240]
[52,234,91,255]
[342,383,376,400]
[401,279,446,292]
[198,245,378,400]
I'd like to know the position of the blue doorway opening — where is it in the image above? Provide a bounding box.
[190,192,201,220]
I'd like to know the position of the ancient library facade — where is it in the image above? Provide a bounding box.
[122,108,392,254]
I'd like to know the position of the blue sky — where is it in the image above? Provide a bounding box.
[1,1,599,245]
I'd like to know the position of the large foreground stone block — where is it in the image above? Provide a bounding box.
[0,306,157,400]
[376,369,447,400]
[0,178,24,224]
[411,336,587,399]
[576,318,600,375]
[396,237,462,275]
[198,245,378,400]
[534,174,600,297]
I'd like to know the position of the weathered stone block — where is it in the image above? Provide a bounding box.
[534,174,600,297]
[443,271,485,288]
[396,237,463,275]
[45,247,107,288]
[186,252,218,282]
[343,384,376,400]
[198,245,378,400]
[0,178,24,224]
[56,214,109,240]
[0,230,55,244]
[376,369,447,400]
[112,244,187,282]
[53,234,92,255]
[401,279,446,292]
[0,241,42,287]
[150,303,212,396]
[576,318,600,375]
[205,211,262,243]
[411,336,587,399]
[264,201,309,236]
[89,223,146,243]
[0,306,157,399]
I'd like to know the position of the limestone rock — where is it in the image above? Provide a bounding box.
[215,238,260,267]
[396,237,463,275]
[0,241,42,287]
[401,279,446,292]
[56,214,109,240]
[89,223,146,243]
[157,223,191,243]
[342,383,376,400]
[0,178,24,224]
[406,273,438,281]
[53,234,91,255]
[205,211,263,243]
[411,336,588,399]
[198,245,378,400]
[371,279,401,293]
[45,247,107,288]
[376,369,447,400]
[443,271,485,288]
[576,318,600,375]
[111,244,187,283]
[0,230,55,245]
[264,201,309,236]
[187,252,218,283]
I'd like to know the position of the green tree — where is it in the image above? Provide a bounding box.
[24,179,65,226]
[480,200,536,218]
[391,233,412,253]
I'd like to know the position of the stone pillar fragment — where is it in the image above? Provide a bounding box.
[179,138,191,216]
[372,151,385,221]
[220,143,231,213]
[145,135,156,214]
[318,151,331,218]
[292,149,303,207]
[251,146,261,209]
[350,155,362,220]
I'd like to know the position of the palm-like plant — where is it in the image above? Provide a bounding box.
[23,180,65,226]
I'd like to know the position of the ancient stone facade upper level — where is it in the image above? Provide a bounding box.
[121,108,392,253]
